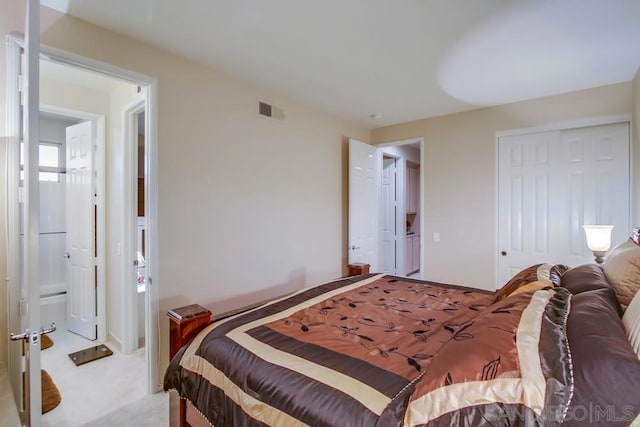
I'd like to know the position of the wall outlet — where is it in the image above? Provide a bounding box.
[433,232,440,242]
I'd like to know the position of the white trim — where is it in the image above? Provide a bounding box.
[493,133,500,290]
[376,137,422,148]
[9,32,154,88]
[6,34,161,393]
[39,104,107,343]
[496,114,632,138]
[145,81,160,394]
[122,96,145,355]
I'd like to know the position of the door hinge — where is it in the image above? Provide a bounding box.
[18,187,24,204]
[18,74,24,93]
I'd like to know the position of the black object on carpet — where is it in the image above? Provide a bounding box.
[68,344,113,366]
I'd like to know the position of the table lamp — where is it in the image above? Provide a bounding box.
[583,225,614,264]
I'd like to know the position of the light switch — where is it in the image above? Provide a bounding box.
[433,232,440,242]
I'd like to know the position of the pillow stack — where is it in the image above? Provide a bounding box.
[602,232,640,359]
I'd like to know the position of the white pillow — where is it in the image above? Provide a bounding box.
[623,290,640,358]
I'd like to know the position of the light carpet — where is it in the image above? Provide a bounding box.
[78,392,169,427]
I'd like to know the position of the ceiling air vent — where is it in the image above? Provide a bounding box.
[258,101,285,120]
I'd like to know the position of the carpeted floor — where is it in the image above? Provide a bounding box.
[78,392,169,427]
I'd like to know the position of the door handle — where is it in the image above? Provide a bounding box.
[9,331,28,341]
[41,322,57,336]
[350,245,360,251]
[501,251,507,256]
[63,252,71,259]
[10,322,56,342]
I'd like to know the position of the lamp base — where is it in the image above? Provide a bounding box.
[593,250,606,264]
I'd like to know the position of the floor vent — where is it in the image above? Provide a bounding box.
[259,101,285,120]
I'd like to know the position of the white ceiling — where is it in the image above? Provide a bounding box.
[41,0,640,128]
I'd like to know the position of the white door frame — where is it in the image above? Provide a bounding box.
[122,96,145,354]
[40,104,107,342]
[6,34,162,393]
[376,138,424,277]
[494,114,633,288]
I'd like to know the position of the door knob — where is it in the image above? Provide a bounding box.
[10,323,55,342]
[63,252,71,259]
[501,251,507,256]
[351,245,360,251]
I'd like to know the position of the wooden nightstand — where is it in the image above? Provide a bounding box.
[167,304,212,360]
[347,262,370,277]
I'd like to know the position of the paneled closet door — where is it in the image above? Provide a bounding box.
[497,122,630,286]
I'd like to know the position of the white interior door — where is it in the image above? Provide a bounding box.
[65,121,97,340]
[8,1,45,424]
[348,138,381,272]
[382,157,397,273]
[498,122,630,285]
[498,131,558,284]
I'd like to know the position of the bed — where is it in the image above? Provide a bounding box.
[164,265,640,426]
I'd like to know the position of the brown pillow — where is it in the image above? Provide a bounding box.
[564,287,640,426]
[561,264,614,296]
[602,239,640,310]
[495,264,554,302]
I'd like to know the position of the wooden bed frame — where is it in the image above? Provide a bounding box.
[168,304,213,427]
[167,264,371,427]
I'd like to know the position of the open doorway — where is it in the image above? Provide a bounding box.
[378,139,423,277]
[37,59,150,425]
[5,33,160,425]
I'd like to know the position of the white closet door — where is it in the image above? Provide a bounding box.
[498,131,559,284]
[556,123,630,266]
[498,122,629,286]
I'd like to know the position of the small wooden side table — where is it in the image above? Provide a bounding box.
[347,262,371,277]
[167,304,212,360]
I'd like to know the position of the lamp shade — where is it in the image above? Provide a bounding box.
[583,225,614,252]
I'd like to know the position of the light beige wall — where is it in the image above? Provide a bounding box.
[0,3,369,374]
[41,75,110,115]
[633,67,640,226]
[372,83,633,290]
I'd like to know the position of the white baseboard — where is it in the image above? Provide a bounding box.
[107,333,122,352]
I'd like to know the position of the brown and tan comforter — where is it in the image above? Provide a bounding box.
[164,274,573,426]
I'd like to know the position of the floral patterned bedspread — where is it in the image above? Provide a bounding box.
[164,274,573,426]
